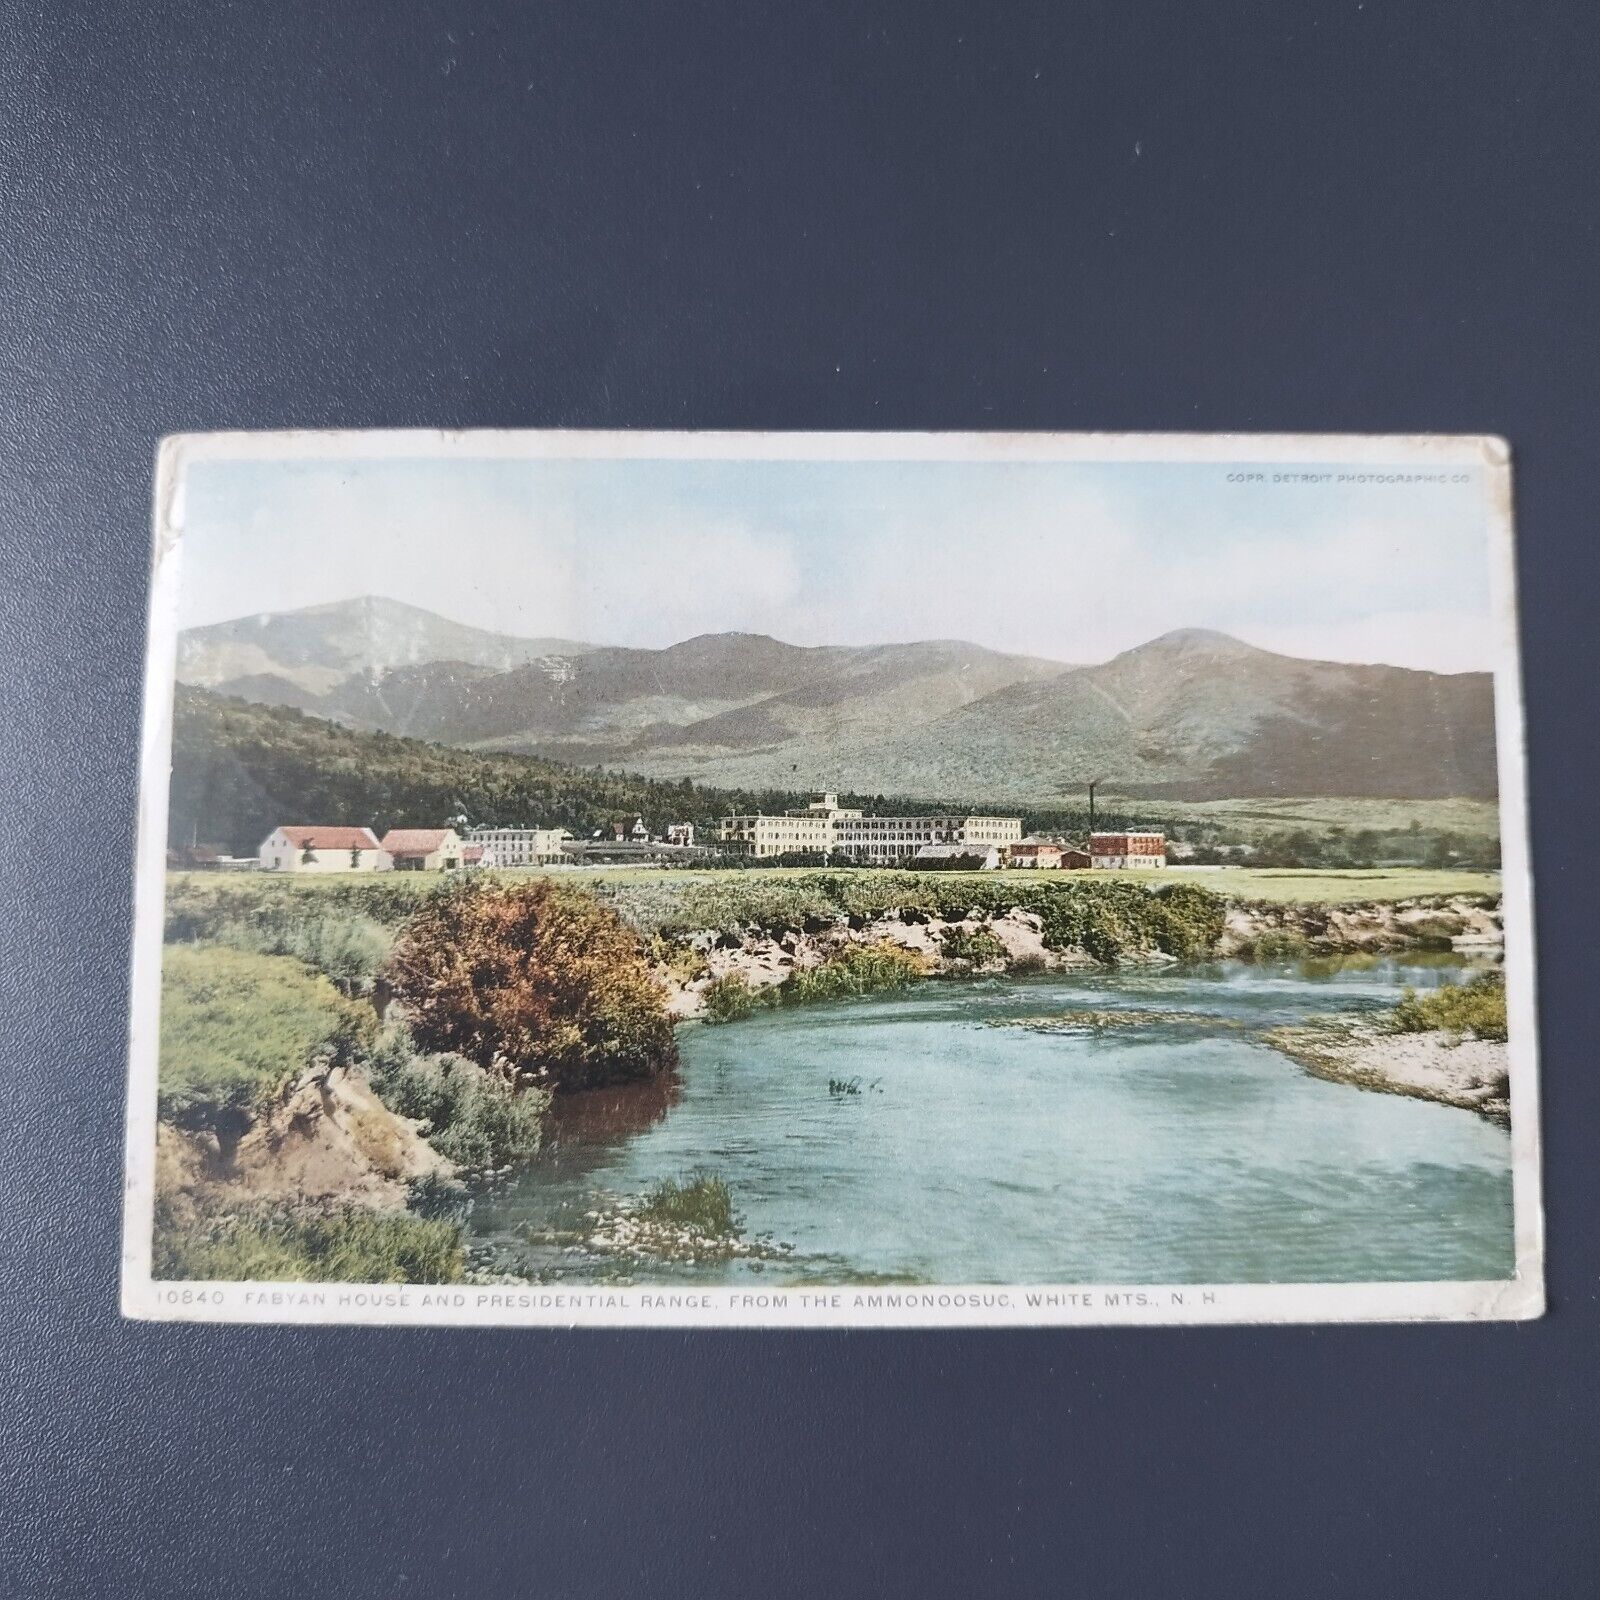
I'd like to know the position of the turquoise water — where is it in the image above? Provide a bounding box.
[470,956,1514,1285]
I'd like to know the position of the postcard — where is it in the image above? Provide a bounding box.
[122,431,1542,1325]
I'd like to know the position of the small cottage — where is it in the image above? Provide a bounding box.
[379,828,465,871]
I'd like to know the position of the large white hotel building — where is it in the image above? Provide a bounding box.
[717,793,1022,865]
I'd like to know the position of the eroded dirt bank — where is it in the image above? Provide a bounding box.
[157,1060,452,1215]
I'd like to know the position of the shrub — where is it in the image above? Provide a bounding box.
[1147,882,1228,960]
[1389,972,1507,1042]
[781,941,929,1003]
[938,925,1008,968]
[367,1025,551,1170]
[151,1198,463,1284]
[701,973,770,1024]
[158,945,374,1150]
[385,880,678,1091]
[1245,928,1312,961]
[637,1172,741,1237]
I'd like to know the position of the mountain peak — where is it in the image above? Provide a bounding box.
[1126,628,1262,658]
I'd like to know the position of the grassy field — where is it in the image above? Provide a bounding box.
[1092,794,1500,837]
[489,863,1499,903]
[168,863,1500,914]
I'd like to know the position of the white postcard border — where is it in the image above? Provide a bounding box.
[122,430,1543,1328]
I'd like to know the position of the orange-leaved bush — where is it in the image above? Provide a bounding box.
[385,880,677,1091]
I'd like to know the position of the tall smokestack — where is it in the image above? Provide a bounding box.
[1088,781,1097,833]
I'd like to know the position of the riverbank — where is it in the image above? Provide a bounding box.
[652,891,1503,1019]
[1264,1018,1510,1124]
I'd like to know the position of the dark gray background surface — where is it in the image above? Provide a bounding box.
[2,3,1595,1595]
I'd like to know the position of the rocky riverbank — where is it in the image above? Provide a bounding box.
[654,893,1504,1019]
[1218,894,1502,958]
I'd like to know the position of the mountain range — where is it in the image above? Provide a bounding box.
[175,596,1499,801]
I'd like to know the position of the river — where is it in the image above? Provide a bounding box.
[469,955,1514,1286]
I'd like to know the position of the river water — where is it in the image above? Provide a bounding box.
[469,956,1514,1285]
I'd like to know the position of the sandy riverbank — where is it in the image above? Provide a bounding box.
[1264,1018,1510,1124]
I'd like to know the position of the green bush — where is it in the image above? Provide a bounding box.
[386,879,677,1091]
[1389,972,1507,1041]
[158,945,374,1144]
[782,941,929,1003]
[152,1198,463,1284]
[701,973,771,1024]
[938,925,1008,968]
[1245,928,1312,961]
[1147,882,1229,960]
[367,1025,550,1171]
[637,1172,741,1237]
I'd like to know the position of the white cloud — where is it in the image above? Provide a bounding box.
[1240,611,1495,674]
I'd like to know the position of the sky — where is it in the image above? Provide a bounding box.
[175,452,1497,672]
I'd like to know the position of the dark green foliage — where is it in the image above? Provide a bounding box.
[366,1025,551,1171]
[1390,972,1508,1041]
[781,942,929,1003]
[637,1172,741,1237]
[938,925,1008,967]
[171,686,980,857]
[171,684,1500,869]
[701,974,770,1024]
[151,1198,463,1283]
[1146,882,1229,960]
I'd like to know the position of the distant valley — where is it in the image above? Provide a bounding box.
[177,596,1499,802]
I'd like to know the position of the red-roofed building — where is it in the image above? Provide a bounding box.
[379,827,464,871]
[1089,831,1167,869]
[260,826,387,873]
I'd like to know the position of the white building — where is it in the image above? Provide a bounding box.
[259,826,388,873]
[718,793,1022,865]
[467,827,573,868]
